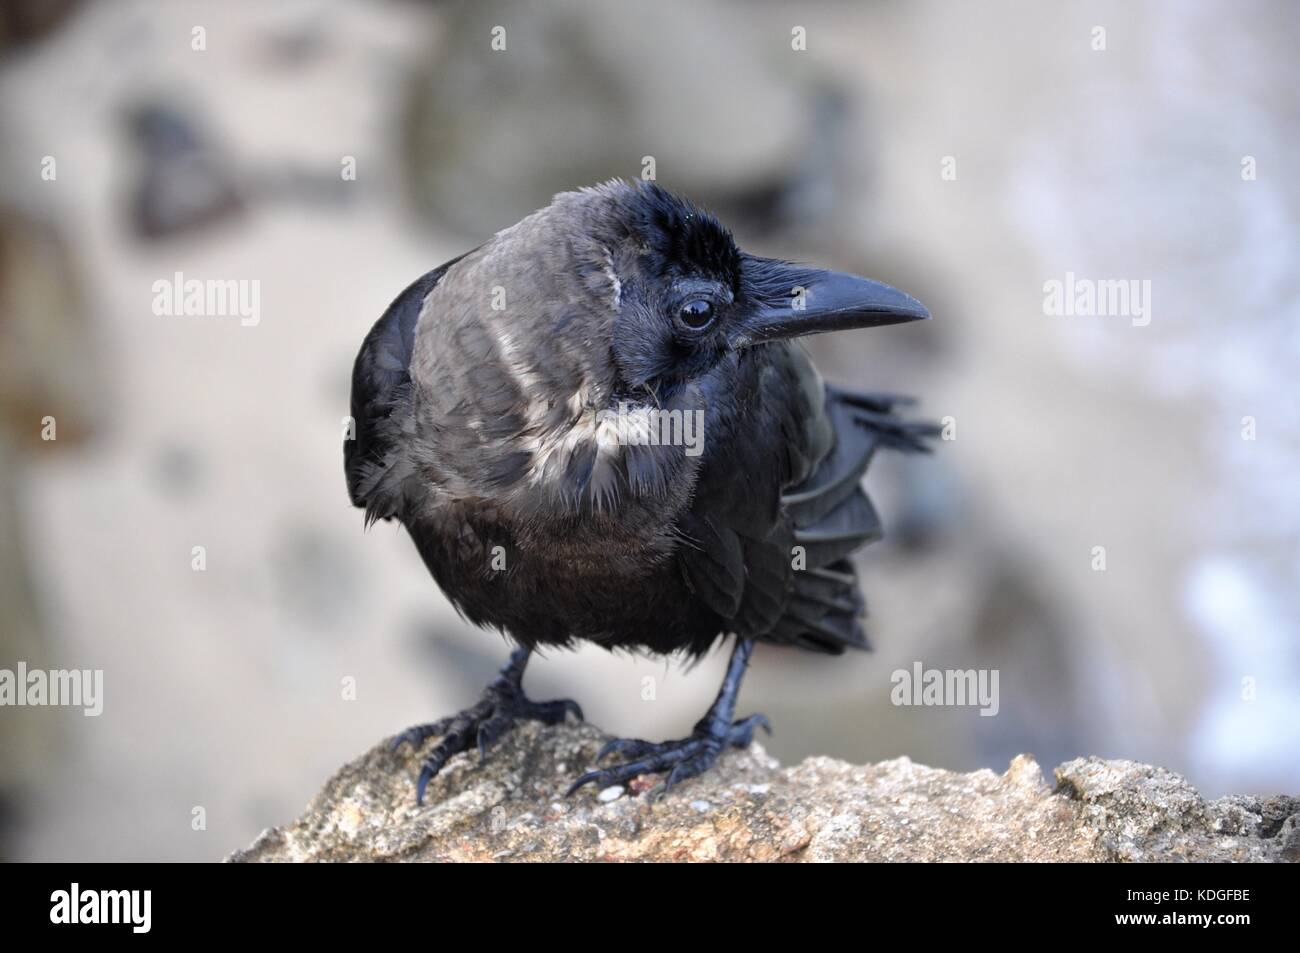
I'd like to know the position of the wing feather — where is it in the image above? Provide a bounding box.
[344,255,467,522]
[678,343,936,654]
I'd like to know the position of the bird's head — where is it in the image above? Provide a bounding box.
[578,180,930,399]
[411,180,928,520]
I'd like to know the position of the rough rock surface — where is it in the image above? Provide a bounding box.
[231,722,1299,862]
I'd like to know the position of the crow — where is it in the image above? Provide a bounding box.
[345,180,935,803]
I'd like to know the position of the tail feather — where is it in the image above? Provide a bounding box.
[771,386,937,653]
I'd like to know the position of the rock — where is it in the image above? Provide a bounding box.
[1054,757,1300,863]
[230,722,1298,862]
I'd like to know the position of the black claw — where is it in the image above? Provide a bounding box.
[663,753,709,793]
[663,762,687,792]
[525,697,580,726]
[566,751,670,796]
[726,713,772,748]
[570,712,772,798]
[415,736,463,805]
[415,754,442,805]
[395,680,585,804]
[476,712,513,759]
[565,772,602,797]
[391,721,442,752]
[595,736,656,762]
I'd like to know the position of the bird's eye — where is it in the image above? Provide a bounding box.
[678,299,715,330]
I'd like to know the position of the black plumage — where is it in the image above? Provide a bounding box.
[345,181,936,801]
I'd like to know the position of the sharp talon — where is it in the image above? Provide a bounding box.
[390,664,586,804]
[569,714,767,796]
[595,737,651,762]
[392,724,436,752]
[728,713,772,746]
[415,741,456,805]
[743,715,770,742]
[565,772,601,797]
[595,739,622,762]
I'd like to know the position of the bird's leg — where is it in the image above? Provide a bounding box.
[566,638,770,797]
[392,646,583,805]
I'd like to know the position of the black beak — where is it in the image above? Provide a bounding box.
[733,258,930,348]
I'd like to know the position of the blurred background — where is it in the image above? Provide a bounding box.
[1,0,1296,861]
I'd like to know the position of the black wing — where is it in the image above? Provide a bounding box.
[344,256,465,523]
[681,345,936,654]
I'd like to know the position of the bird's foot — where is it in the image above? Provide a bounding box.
[392,670,582,805]
[566,713,771,797]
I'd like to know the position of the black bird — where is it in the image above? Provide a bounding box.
[345,181,935,803]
